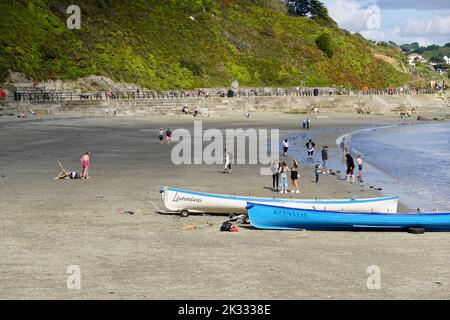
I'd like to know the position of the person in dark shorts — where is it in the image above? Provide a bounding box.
[290,160,300,193]
[282,139,289,157]
[346,154,355,183]
[306,139,316,160]
[158,128,164,144]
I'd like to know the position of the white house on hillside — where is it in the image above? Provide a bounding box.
[407,54,427,67]
[444,56,450,65]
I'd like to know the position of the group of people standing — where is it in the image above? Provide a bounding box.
[271,160,300,193]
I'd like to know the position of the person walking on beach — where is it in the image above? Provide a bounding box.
[345,154,355,183]
[290,160,300,193]
[340,138,349,159]
[158,128,164,144]
[314,162,322,183]
[271,160,280,191]
[279,161,290,194]
[165,129,172,145]
[356,155,364,182]
[80,152,91,180]
[302,119,307,130]
[224,148,232,174]
[306,118,311,130]
[306,139,316,160]
[321,145,329,174]
[282,139,289,157]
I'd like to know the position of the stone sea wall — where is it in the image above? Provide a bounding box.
[4,94,449,117]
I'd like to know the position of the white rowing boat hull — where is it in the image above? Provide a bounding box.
[160,187,399,214]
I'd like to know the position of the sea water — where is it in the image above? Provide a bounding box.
[345,123,450,212]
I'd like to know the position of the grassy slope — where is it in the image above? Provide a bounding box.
[0,0,410,89]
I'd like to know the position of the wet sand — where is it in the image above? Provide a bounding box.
[0,112,449,299]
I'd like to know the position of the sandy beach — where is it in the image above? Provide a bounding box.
[1,112,449,299]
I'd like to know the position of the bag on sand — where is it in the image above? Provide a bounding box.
[220,221,238,232]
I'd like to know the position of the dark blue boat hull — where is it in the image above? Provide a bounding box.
[247,202,450,232]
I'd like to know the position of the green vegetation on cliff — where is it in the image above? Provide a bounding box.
[0,0,411,89]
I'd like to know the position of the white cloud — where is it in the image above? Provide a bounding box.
[324,0,450,45]
[326,0,378,32]
[361,29,432,46]
[402,15,450,36]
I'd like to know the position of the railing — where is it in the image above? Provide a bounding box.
[4,87,438,103]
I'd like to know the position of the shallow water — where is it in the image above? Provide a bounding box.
[285,122,450,212]
[344,123,450,212]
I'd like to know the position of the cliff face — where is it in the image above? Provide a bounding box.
[0,0,410,89]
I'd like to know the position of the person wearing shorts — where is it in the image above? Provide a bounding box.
[356,155,364,181]
[282,139,289,157]
[306,139,316,160]
[290,160,300,193]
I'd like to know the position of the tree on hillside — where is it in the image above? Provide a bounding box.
[315,33,334,58]
[285,0,335,25]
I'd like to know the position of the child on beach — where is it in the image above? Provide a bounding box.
[279,162,290,194]
[80,152,91,180]
[282,139,289,157]
[290,160,300,193]
[271,160,280,191]
[315,162,321,183]
[356,155,364,182]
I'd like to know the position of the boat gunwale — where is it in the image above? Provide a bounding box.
[246,202,450,217]
[164,187,399,205]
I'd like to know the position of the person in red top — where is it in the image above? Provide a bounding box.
[0,89,6,99]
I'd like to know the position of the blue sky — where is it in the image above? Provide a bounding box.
[322,0,450,46]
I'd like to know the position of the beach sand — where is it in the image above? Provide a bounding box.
[0,112,449,299]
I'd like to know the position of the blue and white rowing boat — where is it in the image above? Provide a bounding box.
[247,202,450,232]
[160,187,399,215]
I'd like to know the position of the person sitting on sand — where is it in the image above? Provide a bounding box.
[81,152,91,180]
